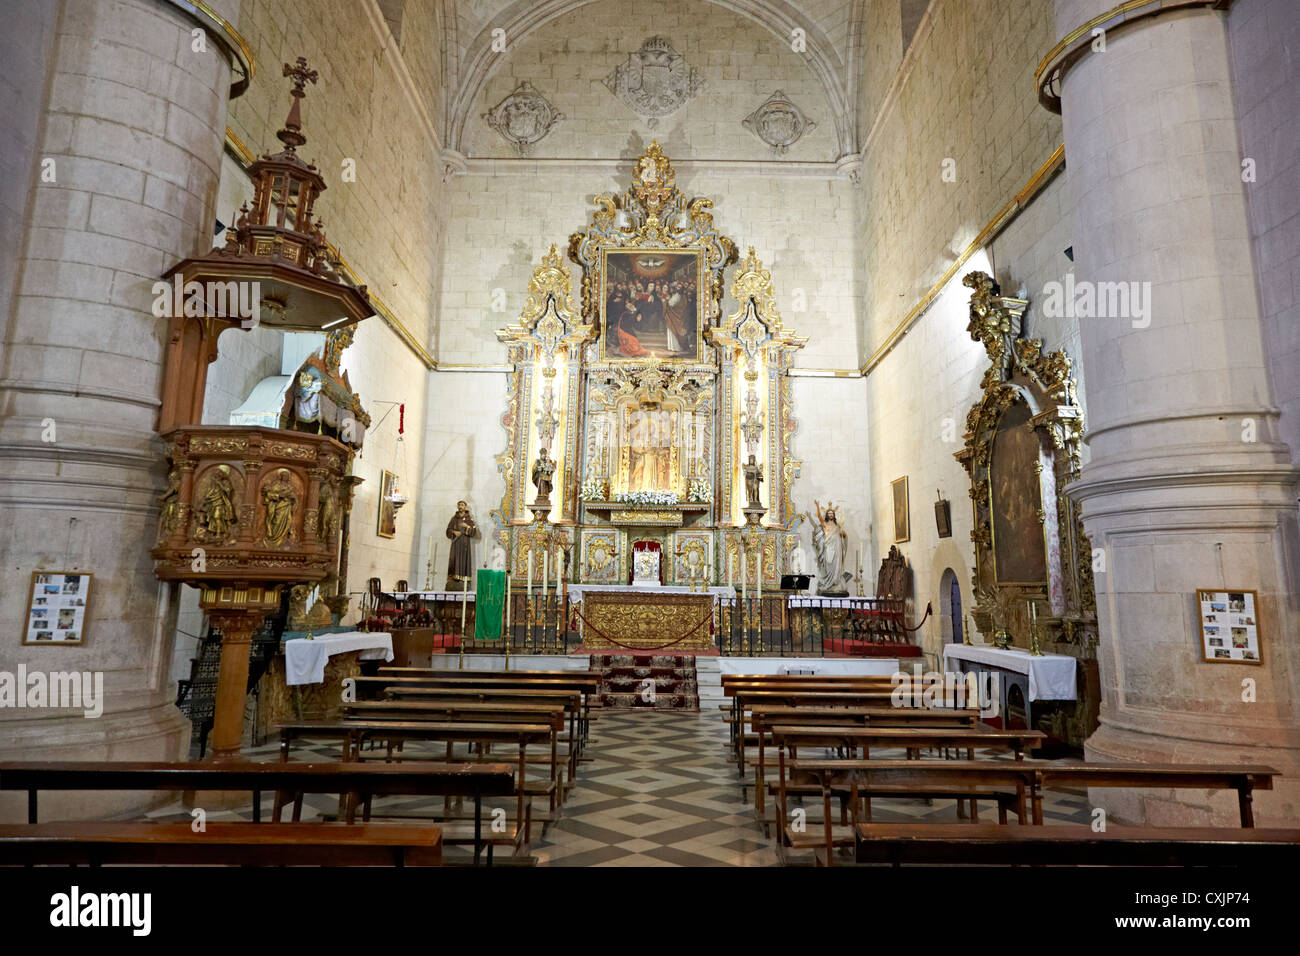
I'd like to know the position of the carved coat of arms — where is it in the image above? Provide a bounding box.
[605,37,703,126]
[483,81,564,154]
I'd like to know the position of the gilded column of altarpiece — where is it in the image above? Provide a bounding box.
[491,144,806,587]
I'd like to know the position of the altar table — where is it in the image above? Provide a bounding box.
[940,644,1077,702]
[285,631,395,686]
[570,588,716,652]
[567,583,734,604]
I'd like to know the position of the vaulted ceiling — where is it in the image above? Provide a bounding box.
[438,0,867,158]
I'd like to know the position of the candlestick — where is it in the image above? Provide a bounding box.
[505,574,511,632]
[461,575,468,631]
[542,550,548,597]
[555,544,561,595]
[527,549,533,599]
[756,551,762,602]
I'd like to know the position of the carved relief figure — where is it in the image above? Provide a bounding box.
[196,465,236,540]
[531,447,556,503]
[445,500,478,585]
[158,467,180,540]
[807,500,850,595]
[262,468,298,546]
[319,482,340,545]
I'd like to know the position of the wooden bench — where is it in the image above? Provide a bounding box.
[283,716,564,831]
[362,686,591,751]
[0,821,444,867]
[854,823,1300,866]
[0,760,514,866]
[727,689,948,753]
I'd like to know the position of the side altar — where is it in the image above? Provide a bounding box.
[491,144,810,626]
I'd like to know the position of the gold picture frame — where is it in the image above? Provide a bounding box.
[599,246,706,363]
[23,571,92,645]
[377,470,398,539]
[892,476,910,543]
[1197,588,1262,665]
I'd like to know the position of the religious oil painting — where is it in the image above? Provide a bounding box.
[377,470,398,539]
[600,248,704,362]
[891,476,909,543]
[23,571,92,645]
[989,403,1048,585]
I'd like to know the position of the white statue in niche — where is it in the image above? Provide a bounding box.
[789,544,807,575]
[489,546,507,572]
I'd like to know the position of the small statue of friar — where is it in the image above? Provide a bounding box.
[445,500,478,588]
[531,447,556,504]
[744,454,764,509]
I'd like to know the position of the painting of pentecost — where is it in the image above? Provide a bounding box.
[601,248,703,361]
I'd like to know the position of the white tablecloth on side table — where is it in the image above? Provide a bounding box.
[284,631,394,686]
[941,643,1077,701]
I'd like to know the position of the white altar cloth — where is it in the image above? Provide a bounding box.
[388,590,475,601]
[566,583,734,604]
[941,643,1076,701]
[284,631,394,686]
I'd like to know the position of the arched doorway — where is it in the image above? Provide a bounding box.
[938,568,964,644]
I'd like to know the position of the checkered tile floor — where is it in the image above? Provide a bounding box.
[149,711,1092,865]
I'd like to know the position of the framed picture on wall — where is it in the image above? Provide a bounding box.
[22,571,92,645]
[599,247,706,362]
[377,470,398,539]
[892,476,909,543]
[1197,588,1261,664]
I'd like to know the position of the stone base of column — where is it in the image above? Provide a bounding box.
[1086,720,1300,827]
[0,704,190,823]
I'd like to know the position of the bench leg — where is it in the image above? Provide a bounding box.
[1238,786,1255,828]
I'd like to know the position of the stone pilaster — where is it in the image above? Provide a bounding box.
[1054,0,1300,824]
[0,0,238,821]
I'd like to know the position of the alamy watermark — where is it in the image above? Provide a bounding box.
[891,666,1000,719]
[1041,274,1152,329]
[151,275,261,328]
[0,666,103,718]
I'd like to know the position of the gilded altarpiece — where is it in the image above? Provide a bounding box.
[493,144,806,587]
[954,272,1099,746]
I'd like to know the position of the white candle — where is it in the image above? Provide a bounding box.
[461,575,468,630]
[726,547,732,589]
[741,547,748,602]
[542,551,549,597]
[527,549,534,599]
[555,546,562,594]
[506,574,511,630]
[757,552,763,602]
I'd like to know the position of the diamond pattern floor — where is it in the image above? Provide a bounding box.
[147,710,1092,866]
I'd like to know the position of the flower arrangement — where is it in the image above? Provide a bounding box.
[580,475,607,501]
[687,478,711,503]
[613,490,679,507]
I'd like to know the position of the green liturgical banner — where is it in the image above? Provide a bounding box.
[474,569,506,641]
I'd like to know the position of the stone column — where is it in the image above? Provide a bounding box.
[0,0,239,821]
[1054,0,1300,824]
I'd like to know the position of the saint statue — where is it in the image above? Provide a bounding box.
[806,499,850,595]
[744,455,764,509]
[262,468,297,547]
[489,545,507,572]
[197,465,235,540]
[294,369,322,429]
[789,544,807,576]
[531,447,556,503]
[445,500,478,586]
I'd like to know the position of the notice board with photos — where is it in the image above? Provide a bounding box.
[1197,588,1261,664]
[23,571,92,645]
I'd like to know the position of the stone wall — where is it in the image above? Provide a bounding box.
[856,0,1063,364]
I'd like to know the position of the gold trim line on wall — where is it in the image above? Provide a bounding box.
[859,143,1065,378]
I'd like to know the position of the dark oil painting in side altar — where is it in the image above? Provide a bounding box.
[601,248,703,362]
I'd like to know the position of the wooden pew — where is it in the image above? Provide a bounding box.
[771,728,1046,863]
[281,717,565,833]
[854,823,1300,866]
[379,667,600,679]
[745,707,983,819]
[0,821,445,867]
[0,760,514,866]
[726,689,933,755]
